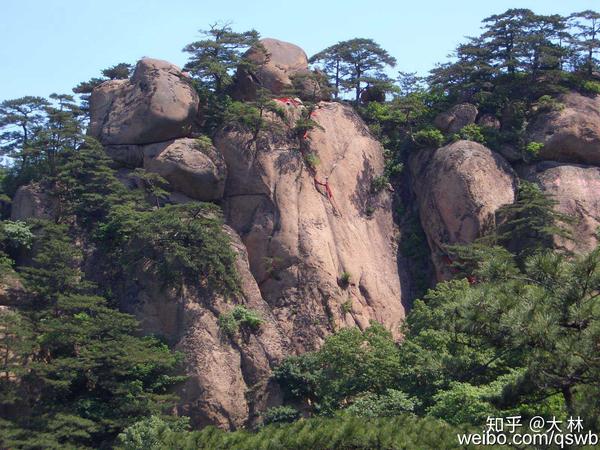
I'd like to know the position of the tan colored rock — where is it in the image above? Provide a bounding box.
[122,226,287,430]
[233,38,325,101]
[10,183,55,221]
[434,103,478,134]
[477,113,501,129]
[89,58,199,145]
[520,161,600,253]
[143,138,226,201]
[528,92,600,165]
[410,140,517,280]
[216,101,406,350]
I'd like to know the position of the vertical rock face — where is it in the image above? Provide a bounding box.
[216,101,406,350]
[123,226,288,430]
[89,58,199,145]
[10,183,55,221]
[520,162,600,253]
[84,52,405,429]
[410,140,517,280]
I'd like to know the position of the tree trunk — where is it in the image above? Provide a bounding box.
[562,385,574,417]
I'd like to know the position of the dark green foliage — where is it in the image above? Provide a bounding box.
[451,124,486,143]
[223,89,284,145]
[346,389,415,418]
[181,23,262,135]
[370,175,388,193]
[117,415,190,450]
[218,305,263,337]
[494,181,574,259]
[0,221,184,449]
[262,406,301,425]
[100,202,239,294]
[273,324,401,413]
[182,23,260,95]
[413,128,444,148]
[0,95,85,192]
[310,38,396,103]
[54,137,129,227]
[118,414,482,450]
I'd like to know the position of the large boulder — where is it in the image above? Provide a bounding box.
[233,38,325,101]
[122,226,287,430]
[143,138,226,201]
[10,183,55,221]
[520,161,600,253]
[410,140,517,280]
[528,92,600,165]
[216,101,406,350]
[89,58,199,145]
[433,103,478,134]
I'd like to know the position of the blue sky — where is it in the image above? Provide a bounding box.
[1,0,599,101]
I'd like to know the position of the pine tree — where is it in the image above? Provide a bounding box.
[0,221,184,449]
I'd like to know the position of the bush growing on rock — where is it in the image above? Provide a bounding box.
[413,128,444,148]
[218,305,264,337]
[451,124,485,144]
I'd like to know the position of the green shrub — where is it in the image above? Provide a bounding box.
[346,389,416,418]
[303,152,320,169]
[195,135,214,153]
[117,416,190,450]
[293,116,323,138]
[413,128,444,149]
[339,271,351,288]
[452,124,485,144]
[534,94,564,113]
[581,80,600,95]
[341,299,353,315]
[0,220,34,250]
[524,141,544,159]
[262,406,301,425]
[371,175,388,193]
[218,305,264,337]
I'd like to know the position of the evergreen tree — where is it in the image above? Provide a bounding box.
[0,221,183,449]
[0,96,49,167]
[311,38,396,103]
[309,43,346,99]
[182,23,260,95]
[569,10,600,75]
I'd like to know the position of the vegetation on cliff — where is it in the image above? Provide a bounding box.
[2,6,600,450]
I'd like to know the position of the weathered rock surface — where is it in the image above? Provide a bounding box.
[410,140,517,280]
[10,183,55,221]
[528,92,600,165]
[216,101,406,351]
[233,38,324,101]
[520,161,600,253]
[477,113,501,130]
[143,138,226,201]
[123,226,288,430]
[89,58,199,145]
[434,103,478,134]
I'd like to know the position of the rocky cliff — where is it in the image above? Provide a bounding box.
[10,38,600,431]
[409,92,600,281]
[57,43,407,429]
